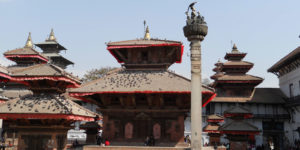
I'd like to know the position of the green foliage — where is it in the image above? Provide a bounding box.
[82,67,116,82]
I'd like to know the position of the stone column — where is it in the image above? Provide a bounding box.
[183,3,208,150]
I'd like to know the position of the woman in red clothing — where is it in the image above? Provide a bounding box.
[105,139,110,146]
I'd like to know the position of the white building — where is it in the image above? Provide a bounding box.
[268,46,300,143]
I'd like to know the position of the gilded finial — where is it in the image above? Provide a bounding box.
[24,32,33,48]
[232,43,239,53]
[144,26,150,40]
[48,28,56,41]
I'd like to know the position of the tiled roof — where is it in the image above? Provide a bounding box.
[207,114,224,120]
[224,105,251,114]
[220,119,259,132]
[0,94,96,119]
[107,39,181,46]
[268,46,300,72]
[70,69,213,93]
[35,40,66,50]
[215,74,263,81]
[222,61,253,66]
[204,124,220,131]
[4,47,40,55]
[10,64,80,83]
[212,88,286,104]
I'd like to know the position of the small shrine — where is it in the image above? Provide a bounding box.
[220,106,260,150]
[203,114,224,146]
[69,27,216,146]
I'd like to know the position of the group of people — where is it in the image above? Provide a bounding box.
[144,135,155,146]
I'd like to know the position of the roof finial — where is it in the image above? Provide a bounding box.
[144,26,150,40]
[232,43,239,53]
[24,32,33,48]
[48,28,56,41]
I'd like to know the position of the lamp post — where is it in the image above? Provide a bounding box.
[183,3,208,150]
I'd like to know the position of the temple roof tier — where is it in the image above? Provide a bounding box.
[69,68,216,107]
[224,44,247,61]
[35,29,66,52]
[212,88,286,104]
[107,39,184,69]
[224,105,253,118]
[220,120,260,135]
[207,114,224,123]
[4,47,49,64]
[203,124,221,134]
[0,94,97,121]
[0,65,12,81]
[10,64,80,92]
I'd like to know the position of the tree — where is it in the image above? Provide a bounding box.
[82,67,117,82]
[202,78,211,86]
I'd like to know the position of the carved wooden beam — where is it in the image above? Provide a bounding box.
[131,95,136,107]
[119,96,125,107]
[147,94,152,108]
[114,50,127,62]
[159,94,164,108]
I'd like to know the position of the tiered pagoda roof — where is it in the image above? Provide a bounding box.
[107,35,183,70]
[4,33,48,65]
[35,29,73,69]
[220,106,259,135]
[0,39,96,122]
[224,105,253,118]
[211,44,263,98]
[70,28,216,111]
[220,119,259,135]
[204,114,224,134]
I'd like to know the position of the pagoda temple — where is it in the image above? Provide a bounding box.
[203,114,224,146]
[35,29,73,69]
[220,106,260,150]
[69,27,216,147]
[211,44,263,96]
[2,33,48,99]
[0,34,98,149]
[206,44,289,148]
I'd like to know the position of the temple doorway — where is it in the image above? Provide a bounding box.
[134,112,152,139]
[262,121,284,150]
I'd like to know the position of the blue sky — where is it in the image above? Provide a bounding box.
[1,0,300,87]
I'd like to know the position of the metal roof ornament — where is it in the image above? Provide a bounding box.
[48,28,56,41]
[24,32,33,48]
[232,44,240,53]
[144,26,150,40]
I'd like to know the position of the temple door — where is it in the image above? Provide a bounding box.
[125,122,133,139]
[153,123,161,139]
